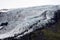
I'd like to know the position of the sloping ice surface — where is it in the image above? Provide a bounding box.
[0,5,60,39]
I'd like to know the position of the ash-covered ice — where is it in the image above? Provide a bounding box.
[0,5,60,40]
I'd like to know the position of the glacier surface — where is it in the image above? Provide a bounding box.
[0,5,60,39]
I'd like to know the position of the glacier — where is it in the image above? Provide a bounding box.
[0,5,60,39]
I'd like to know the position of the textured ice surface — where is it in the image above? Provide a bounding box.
[0,5,60,39]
